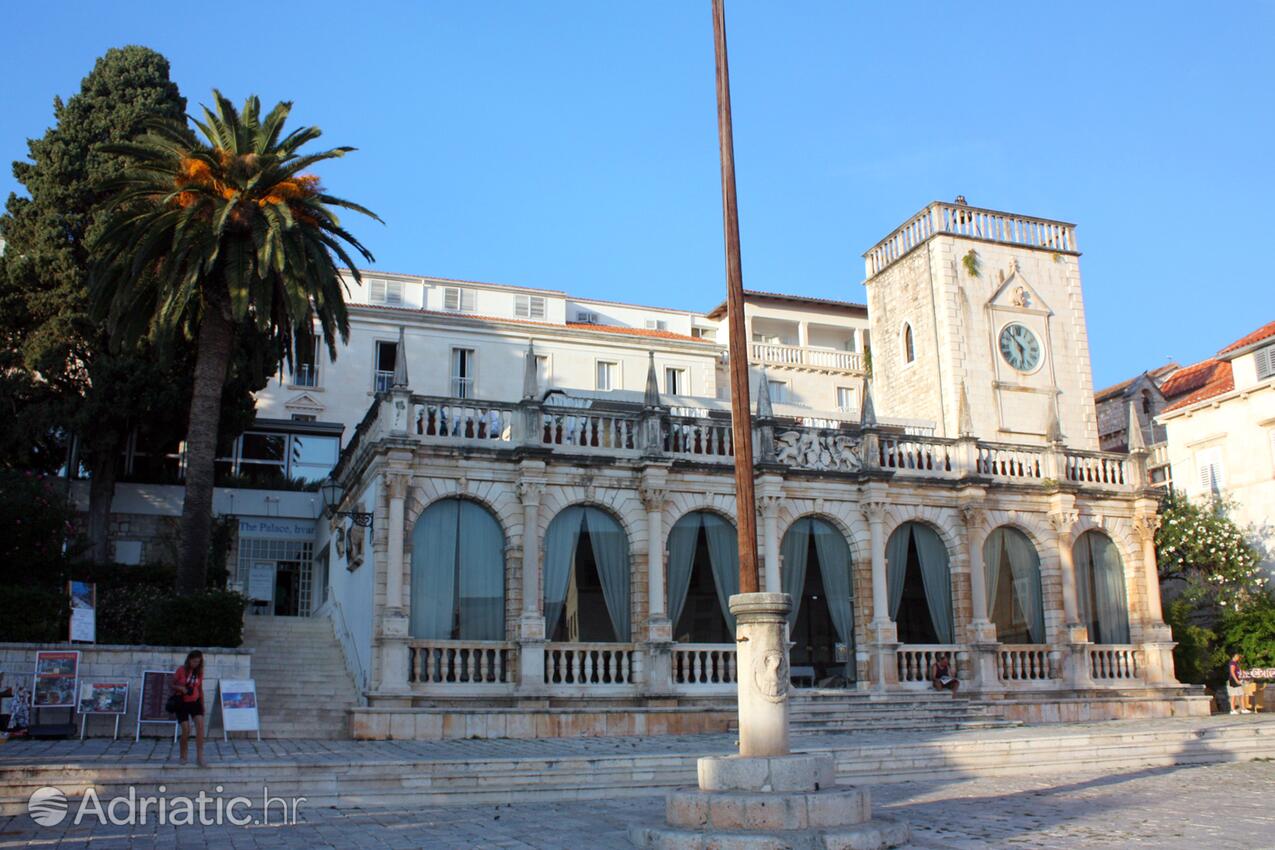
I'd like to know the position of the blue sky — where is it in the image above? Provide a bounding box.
[3,2,1272,388]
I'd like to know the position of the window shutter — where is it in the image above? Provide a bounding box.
[444,287,459,311]
[385,281,403,305]
[370,279,386,302]
[1256,345,1275,380]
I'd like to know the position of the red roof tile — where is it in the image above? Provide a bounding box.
[1162,359,1234,412]
[1218,320,1275,356]
[353,303,709,343]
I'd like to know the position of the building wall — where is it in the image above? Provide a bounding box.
[1161,350,1275,572]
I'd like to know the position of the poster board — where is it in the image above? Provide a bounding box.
[68,581,96,643]
[218,679,261,740]
[33,651,79,708]
[136,669,178,741]
[247,562,275,605]
[78,681,128,741]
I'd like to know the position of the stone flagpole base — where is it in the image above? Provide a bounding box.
[630,593,909,849]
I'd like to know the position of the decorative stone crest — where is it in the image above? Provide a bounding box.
[752,649,790,703]
[774,430,862,472]
[1011,285,1031,308]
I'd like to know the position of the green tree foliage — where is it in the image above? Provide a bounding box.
[1156,493,1266,610]
[92,91,378,593]
[1219,593,1275,669]
[1162,596,1227,686]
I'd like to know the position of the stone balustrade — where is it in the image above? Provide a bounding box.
[977,443,1047,482]
[864,201,1078,278]
[665,416,734,461]
[544,643,641,689]
[670,644,738,693]
[749,341,864,373]
[997,646,1055,683]
[1089,645,1142,683]
[408,640,517,695]
[1064,451,1131,489]
[896,644,963,686]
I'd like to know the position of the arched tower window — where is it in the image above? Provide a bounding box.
[902,323,915,364]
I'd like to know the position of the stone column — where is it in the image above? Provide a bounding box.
[1134,510,1176,685]
[640,473,673,696]
[376,470,412,704]
[760,493,782,594]
[516,474,547,695]
[862,496,898,691]
[1048,507,1091,688]
[960,500,1000,691]
[729,592,793,757]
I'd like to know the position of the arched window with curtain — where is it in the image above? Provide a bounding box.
[1073,530,1131,644]
[543,506,631,642]
[667,511,738,643]
[983,527,1045,644]
[409,498,506,640]
[885,521,953,644]
[781,517,855,683]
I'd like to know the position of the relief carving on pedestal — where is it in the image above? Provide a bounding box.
[774,430,863,472]
[753,649,790,703]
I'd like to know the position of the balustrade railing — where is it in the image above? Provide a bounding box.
[542,410,637,452]
[1089,645,1141,681]
[978,444,1046,481]
[997,645,1054,683]
[408,640,516,688]
[545,643,640,686]
[896,645,962,685]
[671,644,737,690]
[415,397,516,444]
[864,202,1078,278]
[749,342,863,373]
[1065,451,1132,489]
[878,435,955,478]
[665,416,734,461]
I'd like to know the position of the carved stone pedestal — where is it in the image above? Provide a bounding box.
[629,593,908,849]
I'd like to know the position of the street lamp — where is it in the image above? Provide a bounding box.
[320,479,373,527]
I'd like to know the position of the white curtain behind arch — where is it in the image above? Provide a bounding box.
[586,509,631,641]
[910,523,954,644]
[409,499,505,640]
[1075,531,1130,644]
[780,521,811,628]
[984,527,1045,644]
[810,520,855,659]
[701,513,739,632]
[885,526,910,620]
[543,506,585,638]
[666,513,704,627]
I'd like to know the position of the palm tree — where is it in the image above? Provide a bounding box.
[92,91,379,594]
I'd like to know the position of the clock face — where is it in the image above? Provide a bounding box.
[998,323,1042,372]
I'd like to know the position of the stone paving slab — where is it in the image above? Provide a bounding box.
[0,714,1268,769]
[2,760,1273,848]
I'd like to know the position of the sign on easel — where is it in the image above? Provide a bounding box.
[218,679,261,741]
[78,681,128,740]
[33,651,79,708]
[136,669,178,741]
[68,581,96,643]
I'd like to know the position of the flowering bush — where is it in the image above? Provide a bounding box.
[1156,494,1265,610]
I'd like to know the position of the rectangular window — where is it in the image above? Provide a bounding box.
[515,294,546,319]
[768,380,788,404]
[1256,344,1275,380]
[288,433,339,483]
[645,319,669,332]
[374,340,398,392]
[836,386,856,412]
[290,414,317,422]
[575,310,599,324]
[691,327,716,341]
[664,367,685,395]
[1196,446,1225,493]
[451,348,475,398]
[444,286,476,313]
[368,278,403,305]
[596,361,617,391]
[292,334,319,387]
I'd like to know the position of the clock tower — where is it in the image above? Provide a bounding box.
[861,201,1100,449]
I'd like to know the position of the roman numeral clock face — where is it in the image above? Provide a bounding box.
[998,323,1042,372]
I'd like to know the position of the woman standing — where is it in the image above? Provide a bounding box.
[173,650,208,766]
[1226,653,1250,715]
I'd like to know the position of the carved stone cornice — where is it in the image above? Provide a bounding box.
[756,493,782,518]
[1132,513,1162,544]
[1047,509,1080,536]
[860,500,888,524]
[516,479,545,507]
[638,484,669,513]
[385,471,411,501]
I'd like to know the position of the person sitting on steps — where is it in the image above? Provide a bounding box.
[931,652,959,694]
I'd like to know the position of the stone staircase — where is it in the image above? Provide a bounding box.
[240,615,359,739]
[783,688,1017,734]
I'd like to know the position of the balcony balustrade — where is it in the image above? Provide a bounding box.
[749,341,863,373]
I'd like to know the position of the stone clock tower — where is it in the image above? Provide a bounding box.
[862,201,1100,449]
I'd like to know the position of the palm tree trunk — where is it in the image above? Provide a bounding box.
[86,442,119,564]
[177,290,236,595]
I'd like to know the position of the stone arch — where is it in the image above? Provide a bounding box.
[663,490,738,535]
[540,495,638,643]
[404,477,521,551]
[883,509,961,645]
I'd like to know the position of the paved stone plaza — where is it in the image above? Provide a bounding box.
[1,759,1271,848]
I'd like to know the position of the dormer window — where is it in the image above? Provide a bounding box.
[515,294,546,320]
[645,319,669,332]
[576,310,599,324]
[444,287,476,313]
[368,278,403,306]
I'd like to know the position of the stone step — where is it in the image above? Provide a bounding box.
[0,718,1269,815]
